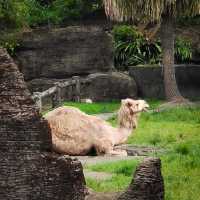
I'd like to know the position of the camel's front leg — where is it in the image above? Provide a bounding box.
[94,139,128,156]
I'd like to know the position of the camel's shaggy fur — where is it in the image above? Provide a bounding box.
[44,98,149,156]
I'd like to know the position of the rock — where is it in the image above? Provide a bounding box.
[81,72,137,101]
[27,78,70,93]
[15,26,113,81]
[117,157,164,200]
[85,158,164,200]
[0,48,86,200]
[129,65,200,99]
[114,145,163,156]
[26,72,137,104]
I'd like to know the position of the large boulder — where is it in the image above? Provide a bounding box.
[26,72,137,103]
[15,26,113,81]
[0,48,86,200]
[81,72,137,101]
[129,65,200,99]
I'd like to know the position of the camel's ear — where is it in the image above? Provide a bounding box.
[126,102,132,107]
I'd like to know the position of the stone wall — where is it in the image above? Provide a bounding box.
[15,26,113,81]
[0,48,86,200]
[129,65,200,99]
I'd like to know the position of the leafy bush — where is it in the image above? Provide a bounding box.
[0,0,26,28]
[0,0,102,28]
[113,26,194,70]
[1,41,20,56]
[0,32,20,56]
[112,25,162,70]
[178,15,200,26]
[175,37,192,63]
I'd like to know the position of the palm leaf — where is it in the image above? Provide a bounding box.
[103,0,200,22]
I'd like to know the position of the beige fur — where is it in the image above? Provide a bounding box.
[44,98,149,156]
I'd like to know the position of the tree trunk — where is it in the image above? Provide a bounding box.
[161,14,186,102]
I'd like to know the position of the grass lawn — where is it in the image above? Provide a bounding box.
[86,159,140,192]
[43,99,200,199]
[43,101,120,115]
[62,101,120,114]
[85,101,200,200]
[43,98,161,115]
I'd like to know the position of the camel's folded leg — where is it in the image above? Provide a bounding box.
[94,139,128,156]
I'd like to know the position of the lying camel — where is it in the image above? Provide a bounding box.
[44,98,149,156]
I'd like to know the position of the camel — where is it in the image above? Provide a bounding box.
[44,98,149,156]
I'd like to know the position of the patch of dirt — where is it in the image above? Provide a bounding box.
[84,170,113,181]
[85,192,120,200]
[114,145,162,156]
[73,155,140,167]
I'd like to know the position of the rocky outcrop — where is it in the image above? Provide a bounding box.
[81,72,137,101]
[129,65,200,99]
[27,72,137,104]
[15,26,113,81]
[86,158,164,200]
[0,48,86,200]
[117,158,164,200]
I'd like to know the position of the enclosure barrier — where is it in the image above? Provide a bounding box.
[32,76,91,112]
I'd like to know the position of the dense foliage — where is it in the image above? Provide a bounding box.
[113,25,193,69]
[175,37,192,62]
[112,25,161,69]
[0,0,102,28]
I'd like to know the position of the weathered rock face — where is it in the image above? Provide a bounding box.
[86,158,164,200]
[0,48,86,200]
[15,26,113,81]
[27,78,69,93]
[26,72,137,103]
[129,65,200,99]
[118,158,164,200]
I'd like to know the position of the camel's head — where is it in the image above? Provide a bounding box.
[118,98,149,129]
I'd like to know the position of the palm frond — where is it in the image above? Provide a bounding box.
[103,0,200,22]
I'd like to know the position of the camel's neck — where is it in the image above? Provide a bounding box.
[112,127,133,145]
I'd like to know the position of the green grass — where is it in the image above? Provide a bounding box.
[86,159,139,192]
[43,99,200,199]
[42,101,120,115]
[62,101,120,115]
[85,102,200,200]
[127,106,200,147]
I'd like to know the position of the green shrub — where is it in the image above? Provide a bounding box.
[175,37,192,63]
[0,0,102,28]
[178,15,200,26]
[113,25,193,70]
[112,25,162,69]
[175,143,190,155]
[0,32,21,56]
[112,25,142,42]
[1,41,20,56]
[0,0,27,28]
